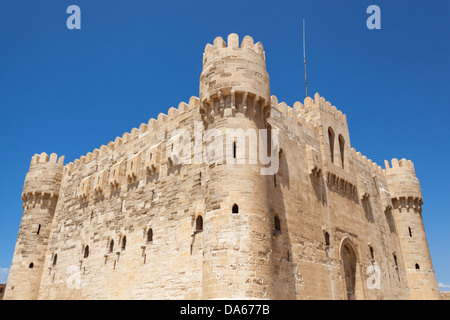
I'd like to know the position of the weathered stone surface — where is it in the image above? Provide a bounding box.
[3,34,440,300]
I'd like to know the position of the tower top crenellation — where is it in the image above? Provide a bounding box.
[203,33,265,64]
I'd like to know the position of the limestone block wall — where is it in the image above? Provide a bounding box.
[5,33,439,300]
[37,98,206,299]
[267,96,410,299]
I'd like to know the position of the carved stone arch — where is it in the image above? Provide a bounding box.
[339,237,360,300]
[339,237,359,263]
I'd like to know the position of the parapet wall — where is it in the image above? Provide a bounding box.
[310,93,347,125]
[270,95,319,139]
[22,152,65,199]
[384,158,422,202]
[65,96,200,175]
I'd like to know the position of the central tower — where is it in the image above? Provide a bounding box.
[199,34,275,299]
[200,33,271,123]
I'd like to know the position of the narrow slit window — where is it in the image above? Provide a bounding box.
[328,128,335,164]
[338,134,345,169]
[408,227,412,237]
[324,232,330,246]
[274,216,281,232]
[37,224,41,235]
[122,236,127,250]
[53,254,58,266]
[109,239,114,253]
[370,246,374,259]
[233,141,237,159]
[196,216,203,232]
[84,245,89,258]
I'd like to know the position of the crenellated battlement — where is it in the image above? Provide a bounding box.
[303,92,347,124]
[203,33,265,64]
[30,152,65,167]
[383,158,416,175]
[22,152,65,204]
[383,158,422,203]
[270,95,319,138]
[65,96,200,173]
[269,92,350,140]
[350,148,384,177]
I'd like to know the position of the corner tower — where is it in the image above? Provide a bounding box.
[4,153,64,300]
[384,158,440,299]
[199,34,274,299]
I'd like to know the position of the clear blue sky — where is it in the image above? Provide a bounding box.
[0,0,449,290]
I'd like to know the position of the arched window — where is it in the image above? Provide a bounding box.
[121,236,127,250]
[328,128,335,164]
[84,245,89,258]
[274,216,281,232]
[109,239,114,253]
[53,254,58,266]
[147,228,153,242]
[324,232,330,246]
[369,246,374,259]
[408,227,412,237]
[338,134,345,169]
[29,263,34,269]
[232,204,239,214]
[415,263,420,270]
[196,216,203,232]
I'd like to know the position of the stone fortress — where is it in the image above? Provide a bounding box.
[4,33,441,300]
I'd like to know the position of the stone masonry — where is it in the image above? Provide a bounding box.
[4,33,440,300]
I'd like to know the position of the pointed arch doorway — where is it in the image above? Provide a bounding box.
[341,239,358,300]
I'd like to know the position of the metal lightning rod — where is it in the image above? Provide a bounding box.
[303,19,308,99]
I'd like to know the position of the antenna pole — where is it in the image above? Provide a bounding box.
[303,19,308,98]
